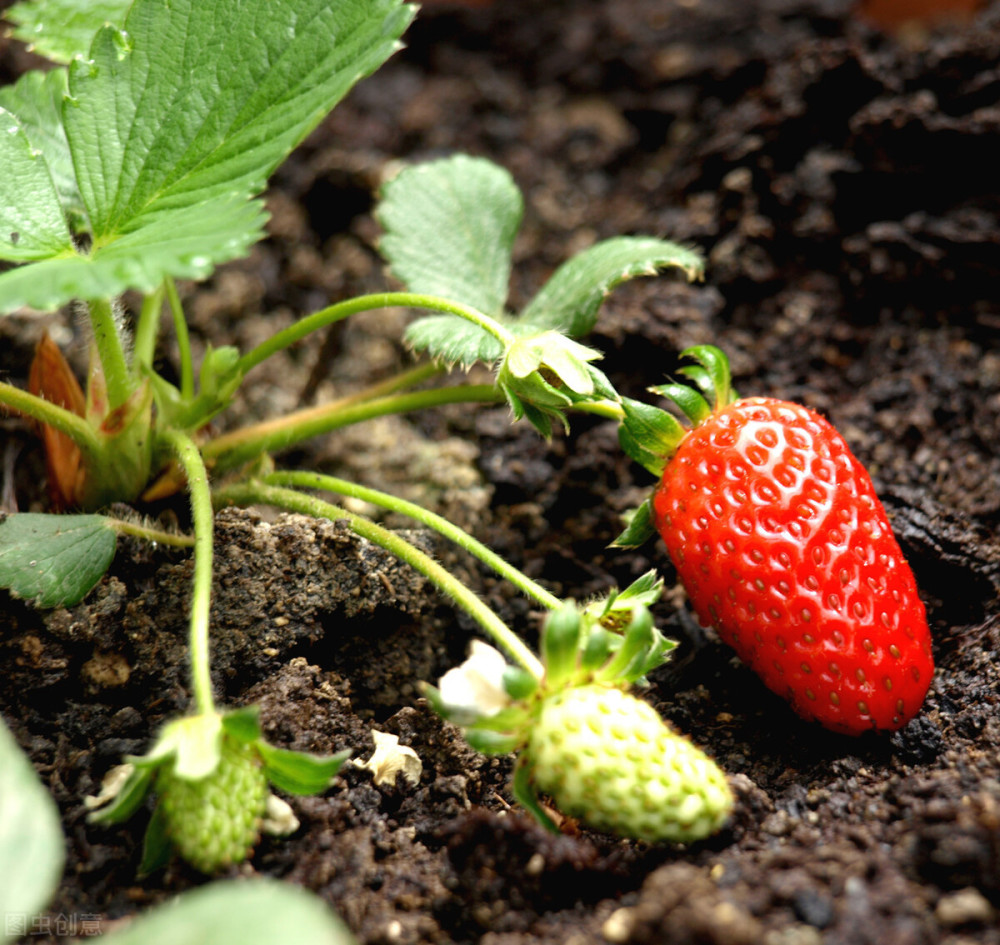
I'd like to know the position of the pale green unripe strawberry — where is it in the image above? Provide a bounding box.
[525,684,732,843]
[157,737,268,873]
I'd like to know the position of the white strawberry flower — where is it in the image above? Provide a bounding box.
[437,639,512,725]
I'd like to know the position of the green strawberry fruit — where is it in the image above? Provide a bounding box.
[157,737,268,873]
[525,684,732,843]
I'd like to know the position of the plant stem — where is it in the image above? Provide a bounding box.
[106,516,195,548]
[159,428,216,715]
[237,292,516,375]
[132,284,165,374]
[203,384,503,473]
[215,479,544,679]
[165,278,195,401]
[87,298,133,410]
[0,381,103,458]
[572,398,625,421]
[264,470,563,611]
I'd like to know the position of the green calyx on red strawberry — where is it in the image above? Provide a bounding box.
[617,345,934,736]
[88,706,350,873]
[425,593,733,844]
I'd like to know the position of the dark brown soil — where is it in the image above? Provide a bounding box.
[3,0,1000,943]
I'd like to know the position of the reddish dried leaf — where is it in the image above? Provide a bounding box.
[28,333,87,509]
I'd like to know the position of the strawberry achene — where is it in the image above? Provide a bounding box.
[653,396,933,735]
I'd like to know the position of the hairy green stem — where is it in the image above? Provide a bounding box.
[203,384,503,473]
[87,298,133,410]
[132,284,165,374]
[165,277,195,401]
[0,381,102,458]
[264,470,563,611]
[107,516,195,548]
[237,292,516,375]
[159,429,216,714]
[215,479,544,679]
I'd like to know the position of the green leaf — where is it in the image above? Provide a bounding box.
[520,237,704,338]
[0,715,64,943]
[0,513,116,608]
[403,314,509,366]
[257,743,350,796]
[380,154,522,319]
[0,68,85,231]
[5,0,132,64]
[0,107,73,263]
[0,197,268,312]
[0,0,414,314]
[101,878,356,945]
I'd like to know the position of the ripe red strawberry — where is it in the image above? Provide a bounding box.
[640,348,933,735]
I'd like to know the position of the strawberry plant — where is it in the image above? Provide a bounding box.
[617,346,935,736]
[0,0,723,883]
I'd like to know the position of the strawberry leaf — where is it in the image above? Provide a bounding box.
[0,107,73,263]
[0,69,85,232]
[0,716,65,942]
[0,513,117,608]
[5,0,131,64]
[0,0,414,314]
[384,156,703,369]
[520,236,703,338]
[380,154,522,319]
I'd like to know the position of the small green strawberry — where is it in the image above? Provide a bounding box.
[427,599,733,844]
[524,684,732,843]
[157,735,268,873]
[88,706,350,874]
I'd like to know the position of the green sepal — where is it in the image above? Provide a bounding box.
[617,423,665,477]
[621,397,687,456]
[87,764,156,825]
[677,345,735,409]
[597,606,656,682]
[610,499,658,549]
[648,381,711,425]
[585,569,664,630]
[220,705,264,745]
[503,666,539,702]
[511,757,559,833]
[579,625,616,673]
[540,603,583,687]
[257,743,350,797]
[464,730,524,755]
[138,801,172,876]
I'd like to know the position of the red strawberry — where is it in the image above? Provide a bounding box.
[638,348,933,735]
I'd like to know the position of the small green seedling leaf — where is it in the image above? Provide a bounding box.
[520,236,704,338]
[381,154,522,322]
[97,878,357,945]
[5,0,132,64]
[385,154,704,370]
[0,716,64,944]
[0,513,116,608]
[257,743,351,797]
